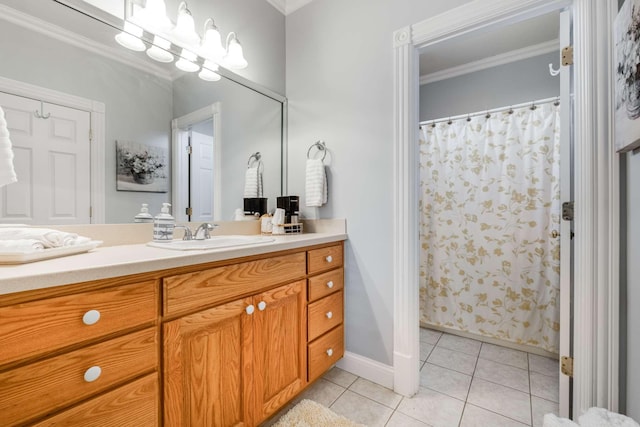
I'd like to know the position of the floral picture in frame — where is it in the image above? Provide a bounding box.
[116,140,168,192]
[615,0,640,153]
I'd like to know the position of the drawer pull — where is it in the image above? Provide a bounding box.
[326,281,334,289]
[84,366,102,382]
[326,348,334,357]
[325,255,333,263]
[82,309,101,326]
[258,301,267,311]
[246,305,255,315]
[326,311,333,319]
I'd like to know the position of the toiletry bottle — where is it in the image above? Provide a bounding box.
[134,203,154,223]
[153,203,175,242]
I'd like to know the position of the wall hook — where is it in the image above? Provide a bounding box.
[548,63,560,77]
[34,101,51,119]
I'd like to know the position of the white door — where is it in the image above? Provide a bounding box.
[558,8,573,419]
[190,120,215,223]
[0,92,91,225]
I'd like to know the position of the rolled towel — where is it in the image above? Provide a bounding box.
[0,239,45,253]
[0,227,87,248]
[243,167,262,198]
[543,414,579,427]
[305,158,327,207]
[0,106,18,188]
[579,407,640,427]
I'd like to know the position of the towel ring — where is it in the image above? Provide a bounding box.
[247,152,261,167]
[307,140,327,161]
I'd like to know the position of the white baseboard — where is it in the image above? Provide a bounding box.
[336,351,394,389]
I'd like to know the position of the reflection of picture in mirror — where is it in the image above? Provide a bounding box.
[116,140,168,193]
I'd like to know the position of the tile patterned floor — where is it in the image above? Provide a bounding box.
[263,328,559,427]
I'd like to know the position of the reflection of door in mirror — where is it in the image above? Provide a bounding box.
[0,92,91,225]
[172,104,222,223]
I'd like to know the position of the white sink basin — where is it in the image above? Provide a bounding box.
[147,235,274,250]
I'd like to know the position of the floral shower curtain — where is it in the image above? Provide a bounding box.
[419,102,561,353]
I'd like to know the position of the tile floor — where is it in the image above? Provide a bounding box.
[264,328,559,427]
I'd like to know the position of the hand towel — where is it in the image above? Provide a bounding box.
[243,166,263,198]
[579,408,640,427]
[543,414,579,427]
[0,239,45,253]
[0,106,17,188]
[0,227,89,248]
[305,158,327,207]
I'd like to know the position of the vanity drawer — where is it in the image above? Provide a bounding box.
[32,374,159,427]
[308,325,344,382]
[308,268,344,302]
[164,252,306,316]
[307,244,343,275]
[0,281,158,367]
[308,291,343,342]
[0,327,157,427]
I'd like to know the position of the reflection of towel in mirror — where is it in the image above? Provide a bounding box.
[243,166,263,198]
[305,158,327,207]
[0,106,17,188]
[0,239,45,253]
[0,228,91,248]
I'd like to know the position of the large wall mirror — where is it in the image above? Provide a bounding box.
[0,0,285,224]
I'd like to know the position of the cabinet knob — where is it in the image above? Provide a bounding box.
[84,366,102,382]
[326,348,333,357]
[326,281,334,289]
[326,311,333,319]
[246,305,255,315]
[82,310,101,326]
[258,301,267,311]
[325,255,333,263]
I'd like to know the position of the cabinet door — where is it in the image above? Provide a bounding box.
[253,280,307,424]
[163,297,254,427]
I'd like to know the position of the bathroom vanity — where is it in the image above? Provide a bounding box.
[0,228,346,426]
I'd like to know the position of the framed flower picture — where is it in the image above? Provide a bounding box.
[116,140,168,192]
[615,0,640,153]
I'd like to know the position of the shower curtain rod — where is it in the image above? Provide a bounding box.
[419,96,560,127]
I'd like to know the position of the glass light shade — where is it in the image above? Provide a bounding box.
[134,0,172,33]
[115,21,146,52]
[200,20,225,61]
[199,60,221,81]
[171,2,200,48]
[175,49,199,72]
[146,36,174,63]
[224,37,248,69]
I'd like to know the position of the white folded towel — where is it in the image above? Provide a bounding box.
[0,227,89,248]
[544,414,579,427]
[243,166,263,198]
[305,158,327,207]
[0,239,45,253]
[0,106,17,188]
[579,408,639,427]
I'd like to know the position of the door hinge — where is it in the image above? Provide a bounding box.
[89,129,93,142]
[186,207,193,216]
[89,206,93,218]
[561,356,573,377]
[186,145,192,155]
[562,46,573,66]
[562,201,574,221]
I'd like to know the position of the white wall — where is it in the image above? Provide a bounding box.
[286,0,472,365]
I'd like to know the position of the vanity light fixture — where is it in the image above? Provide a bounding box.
[146,35,174,63]
[223,32,248,70]
[170,2,200,48]
[199,60,222,81]
[175,48,200,72]
[200,18,226,62]
[133,0,172,33]
[115,21,146,52]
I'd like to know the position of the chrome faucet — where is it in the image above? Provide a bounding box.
[194,223,218,240]
[174,225,193,240]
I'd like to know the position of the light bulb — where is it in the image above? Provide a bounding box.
[134,0,172,33]
[200,19,225,62]
[175,49,200,72]
[199,60,221,81]
[115,21,146,52]
[171,2,200,48]
[224,35,248,69]
[147,35,174,63]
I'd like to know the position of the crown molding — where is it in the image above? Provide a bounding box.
[265,0,313,15]
[419,39,558,85]
[0,4,173,82]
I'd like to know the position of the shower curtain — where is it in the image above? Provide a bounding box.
[419,101,561,353]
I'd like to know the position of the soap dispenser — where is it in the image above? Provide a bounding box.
[134,203,154,223]
[153,203,175,242]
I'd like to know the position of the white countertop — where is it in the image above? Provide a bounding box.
[0,232,347,296]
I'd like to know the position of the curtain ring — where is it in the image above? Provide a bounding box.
[508,108,514,114]
[431,123,436,128]
[530,103,537,110]
[554,99,560,106]
[447,118,452,125]
[466,115,471,122]
[485,112,491,119]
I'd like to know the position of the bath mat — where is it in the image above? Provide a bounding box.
[272,399,366,427]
